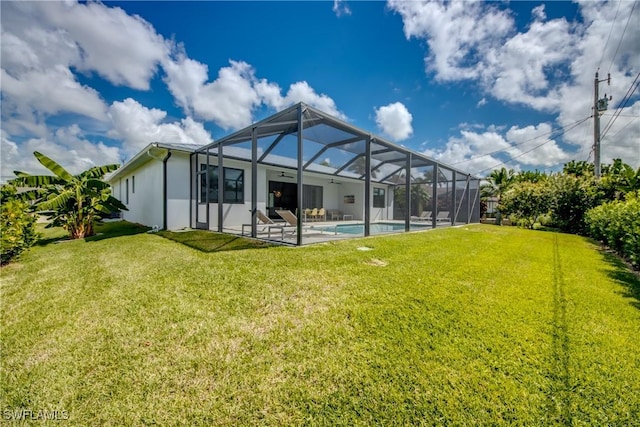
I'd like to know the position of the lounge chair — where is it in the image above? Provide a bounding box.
[316,208,326,221]
[411,211,432,221]
[435,211,450,222]
[242,210,284,237]
[275,209,319,236]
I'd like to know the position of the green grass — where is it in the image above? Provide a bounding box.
[1,223,639,425]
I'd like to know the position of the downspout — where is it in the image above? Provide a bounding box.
[162,150,172,230]
[146,145,172,230]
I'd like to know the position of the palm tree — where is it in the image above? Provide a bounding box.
[348,156,378,179]
[483,167,515,224]
[10,151,127,239]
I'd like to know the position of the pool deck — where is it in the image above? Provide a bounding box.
[222,219,460,245]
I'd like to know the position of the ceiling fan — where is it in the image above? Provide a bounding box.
[279,171,295,179]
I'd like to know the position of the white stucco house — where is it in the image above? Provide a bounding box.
[106,103,480,245]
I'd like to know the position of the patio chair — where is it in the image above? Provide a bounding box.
[317,208,326,221]
[435,211,450,222]
[411,211,432,221]
[242,209,284,238]
[309,208,318,222]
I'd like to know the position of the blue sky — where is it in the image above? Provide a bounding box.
[1,1,638,180]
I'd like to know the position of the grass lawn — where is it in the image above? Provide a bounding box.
[1,222,639,425]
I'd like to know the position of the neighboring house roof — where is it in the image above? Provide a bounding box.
[105,142,199,183]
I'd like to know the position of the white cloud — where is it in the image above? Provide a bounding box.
[277,82,346,120]
[108,98,211,157]
[374,102,413,141]
[0,0,168,146]
[388,0,513,81]
[1,128,121,181]
[2,1,169,90]
[333,0,352,17]
[423,123,572,175]
[389,0,640,168]
[164,57,346,129]
[504,124,569,166]
[476,98,487,107]
[1,66,108,121]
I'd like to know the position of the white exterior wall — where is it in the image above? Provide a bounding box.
[111,160,164,227]
[109,151,191,230]
[166,152,191,229]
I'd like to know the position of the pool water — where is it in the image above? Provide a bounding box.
[313,222,430,235]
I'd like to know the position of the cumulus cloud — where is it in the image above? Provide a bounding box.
[164,56,346,129]
[423,123,572,175]
[374,102,413,141]
[333,0,352,17]
[1,128,121,180]
[2,1,168,90]
[389,0,640,168]
[108,98,211,156]
[0,0,168,146]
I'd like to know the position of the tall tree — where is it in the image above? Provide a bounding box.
[10,152,127,239]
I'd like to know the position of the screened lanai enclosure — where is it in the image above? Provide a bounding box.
[191,102,480,245]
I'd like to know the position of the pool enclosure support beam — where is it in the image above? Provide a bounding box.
[205,148,211,230]
[296,104,304,246]
[467,176,471,224]
[451,171,457,225]
[302,136,363,170]
[360,157,407,179]
[251,127,258,238]
[431,164,438,229]
[217,145,224,232]
[364,135,371,237]
[379,166,405,183]
[405,154,411,232]
[334,153,364,175]
[257,132,288,163]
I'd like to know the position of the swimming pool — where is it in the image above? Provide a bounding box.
[312,222,430,235]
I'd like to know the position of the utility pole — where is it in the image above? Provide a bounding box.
[593,72,611,178]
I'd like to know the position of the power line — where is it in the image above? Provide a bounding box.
[604,116,639,141]
[601,71,640,140]
[598,0,622,70]
[607,0,637,74]
[476,116,592,175]
[451,117,591,166]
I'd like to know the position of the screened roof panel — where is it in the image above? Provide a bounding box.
[197,102,477,179]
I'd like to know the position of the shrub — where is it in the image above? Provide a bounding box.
[548,173,604,234]
[1,200,39,265]
[586,191,640,268]
[500,181,552,229]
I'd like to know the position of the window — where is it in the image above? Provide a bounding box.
[373,187,385,208]
[132,176,135,194]
[125,179,129,204]
[199,164,244,204]
[303,184,323,209]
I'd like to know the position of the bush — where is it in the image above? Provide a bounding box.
[1,200,39,265]
[586,191,640,268]
[500,181,552,229]
[548,173,604,234]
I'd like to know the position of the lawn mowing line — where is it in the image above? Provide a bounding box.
[547,232,572,424]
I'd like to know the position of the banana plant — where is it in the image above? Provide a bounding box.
[10,152,127,239]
